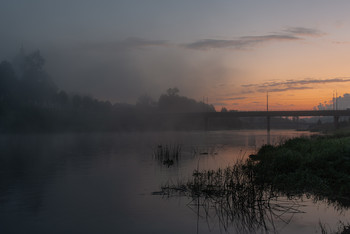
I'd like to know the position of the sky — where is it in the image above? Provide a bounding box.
[2,0,350,111]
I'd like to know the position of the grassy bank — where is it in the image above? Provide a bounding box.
[253,133,350,206]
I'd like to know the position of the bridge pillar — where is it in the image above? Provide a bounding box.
[334,116,339,129]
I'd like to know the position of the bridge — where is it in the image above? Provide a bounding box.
[183,109,350,131]
[192,109,350,117]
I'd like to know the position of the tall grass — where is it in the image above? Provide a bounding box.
[319,221,350,234]
[153,143,181,167]
[161,159,303,233]
[253,135,350,207]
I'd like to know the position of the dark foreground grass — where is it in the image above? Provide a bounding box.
[254,134,350,207]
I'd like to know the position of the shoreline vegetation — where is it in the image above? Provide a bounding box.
[250,133,350,206]
[159,131,350,233]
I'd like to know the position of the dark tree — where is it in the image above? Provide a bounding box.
[18,50,57,104]
[221,107,228,112]
[159,88,215,113]
[166,87,179,96]
[0,61,17,102]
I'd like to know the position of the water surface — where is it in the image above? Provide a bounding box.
[0,130,348,233]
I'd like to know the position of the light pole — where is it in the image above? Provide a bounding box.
[266,91,270,144]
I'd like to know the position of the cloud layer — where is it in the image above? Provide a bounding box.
[43,26,329,106]
[283,27,325,37]
[216,97,247,101]
[185,27,324,50]
[241,78,350,93]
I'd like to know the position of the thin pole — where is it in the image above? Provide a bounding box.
[267,91,269,112]
[266,91,270,144]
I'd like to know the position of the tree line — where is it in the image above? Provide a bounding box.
[0,49,217,132]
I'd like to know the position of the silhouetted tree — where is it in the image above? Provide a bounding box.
[18,50,57,104]
[221,107,228,112]
[159,88,215,113]
[1,49,228,132]
[0,61,17,102]
[166,87,179,96]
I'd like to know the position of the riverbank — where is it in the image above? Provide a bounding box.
[160,131,350,232]
[164,132,350,206]
[252,132,350,207]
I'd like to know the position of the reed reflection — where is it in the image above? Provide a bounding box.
[153,142,225,168]
[157,158,325,233]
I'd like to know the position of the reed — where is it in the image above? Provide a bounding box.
[153,143,181,167]
[318,221,350,234]
[161,158,303,233]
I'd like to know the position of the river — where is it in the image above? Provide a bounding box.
[0,130,348,233]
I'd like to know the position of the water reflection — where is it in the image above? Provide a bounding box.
[153,141,227,169]
[0,133,116,214]
[160,174,350,234]
[248,135,256,147]
[187,195,304,234]
[153,144,181,167]
[159,162,307,233]
[1,130,343,234]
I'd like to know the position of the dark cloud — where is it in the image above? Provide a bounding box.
[216,97,246,101]
[185,26,324,50]
[241,34,299,41]
[243,78,350,93]
[212,102,227,106]
[185,34,299,50]
[261,78,350,88]
[283,27,325,37]
[241,84,256,88]
[185,39,249,50]
[257,86,312,93]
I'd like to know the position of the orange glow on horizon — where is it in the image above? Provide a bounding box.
[212,86,350,112]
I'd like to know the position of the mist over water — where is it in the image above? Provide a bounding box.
[0,130,347,234]
[2,1,350,233]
